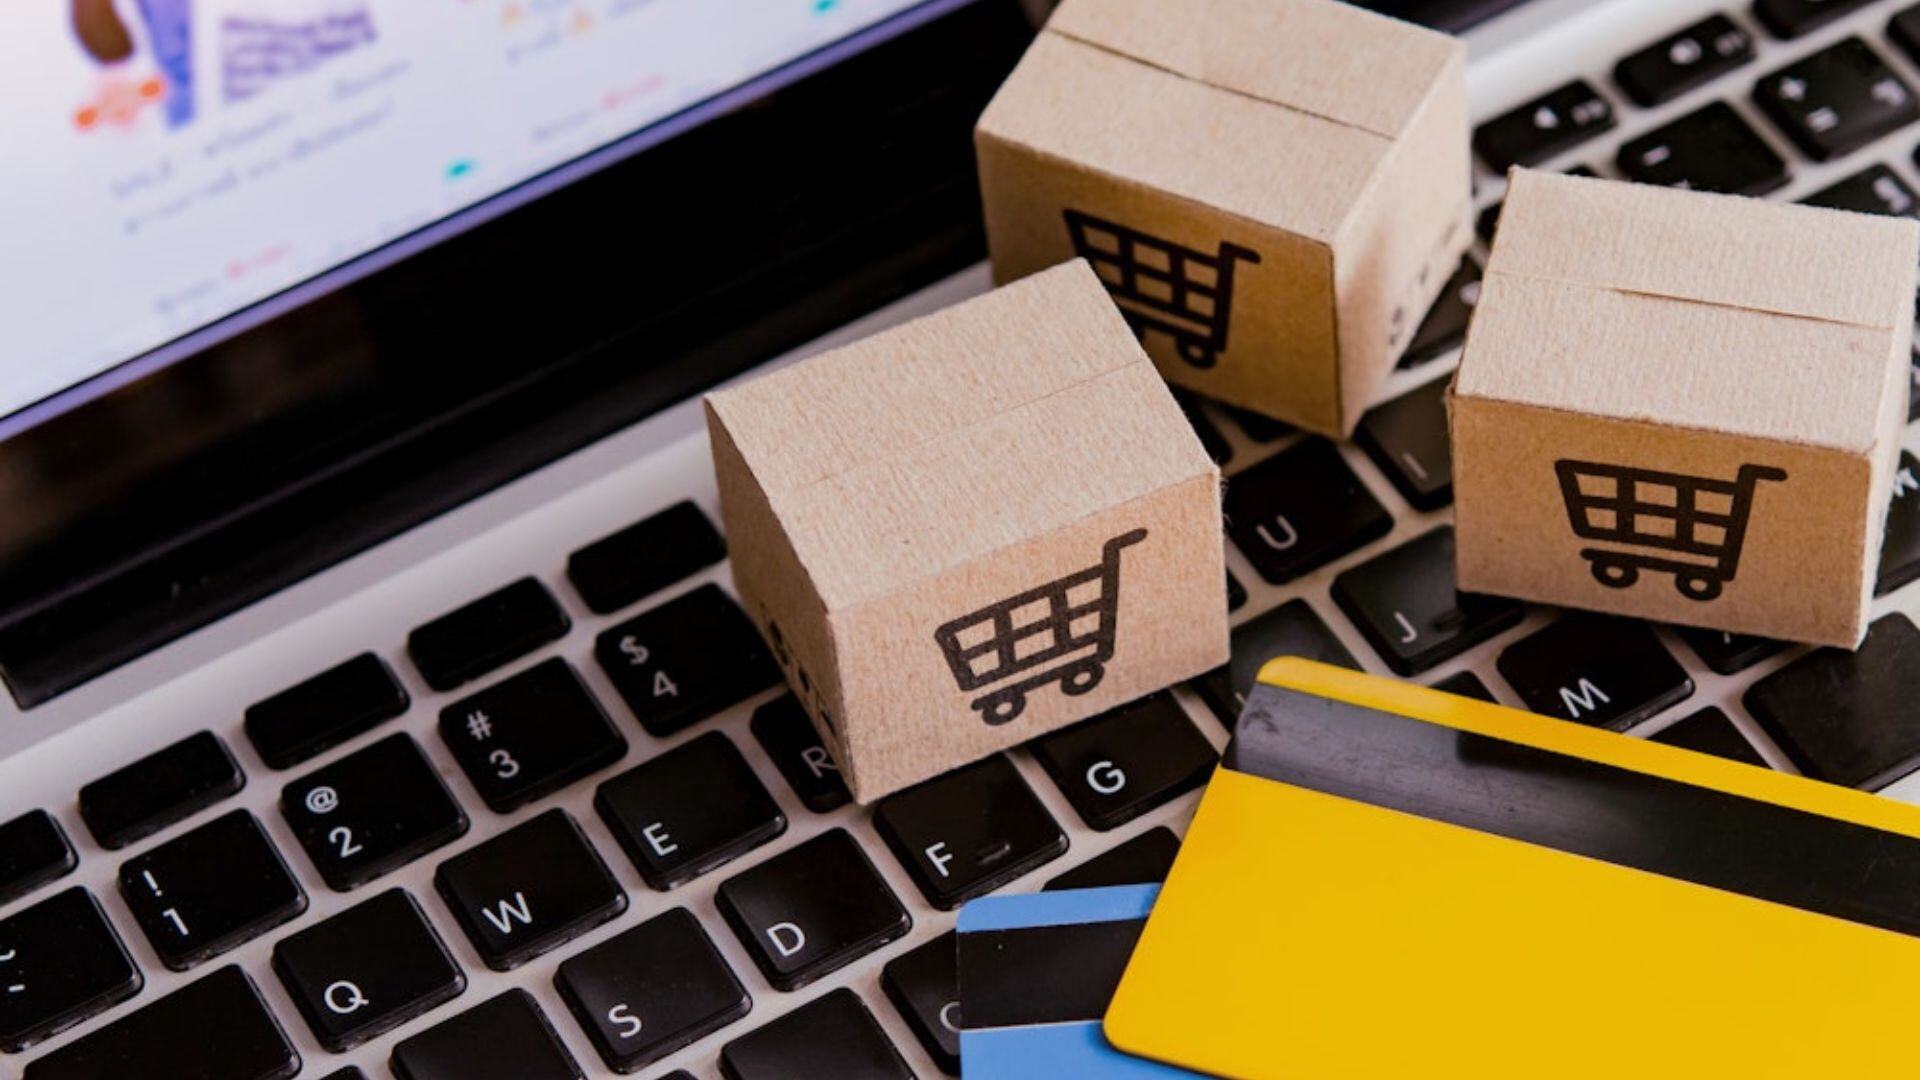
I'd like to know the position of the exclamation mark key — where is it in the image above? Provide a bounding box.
[116,811,307,971]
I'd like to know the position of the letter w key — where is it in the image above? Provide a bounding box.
[434,810,627,971]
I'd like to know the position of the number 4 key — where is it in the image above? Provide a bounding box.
[594,584,782,737]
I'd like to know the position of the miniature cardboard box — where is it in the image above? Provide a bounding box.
[974,0,1472,437]
[706,260,1228,801]
[1450,169,1919,648]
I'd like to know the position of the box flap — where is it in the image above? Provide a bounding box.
[706,260,1216,608]
[1458,170,1917,452]
[976,32,1391,243]
[708,261,1139,496]
[1045,0,1459,141]
[1489,169,1919,331]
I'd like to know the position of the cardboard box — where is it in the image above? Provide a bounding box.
[974,0,1472,437]
[1451,170,1919,648]
[706,261,1228,801]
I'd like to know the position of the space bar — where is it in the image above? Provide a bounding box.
[23,966,300,1080]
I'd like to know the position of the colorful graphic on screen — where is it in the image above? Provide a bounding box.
[0,0,932,421]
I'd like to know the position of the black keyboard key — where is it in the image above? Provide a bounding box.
[750,696,851,813]
[555,907,750,1073]
[283,734,468,892]
[1223,407,1290,443]
[1332,527,1525,676]
[1429,670,1496,702]
[1745,614,1920,789]
[716,828,910,992]
[0,811,73,907]
[1756,39,1919,160]
[1174,392,1232,465]
[595,583,780,737]
[119,810,306,971]
[1474,81,1615,170]
[1476,200,1503,243]
[1226,571,1247,612]
[1755,0,1876,38]
[1878,451,1920,595]
[568,501,728,615]
[79,730,244,850]
[881,932,961,1075]
[720,988,912,1080]
[272,889,466,1052]
[1614,14,1754,106]
[408,577,569,692]
[1398,257,1481,369]
[1910,348,1920,418]
[1355,376,1454,510]
[1650,707,1771,768]
[1617,102,1789,196]
[244,653,410,770]
[1031,692,1216,831]
[0,889,140,1053]
[435,809,626,971]
[1194,599,1358,723]
[1224,439,1391,586]
[1896,4,1920,65]
[1497,614,1693,731]
[23,966,298,1080]
[1044,826,1181,890]
[391,990,581,1080]
[595,731,786,890]
[874,756,1066,909]
[1803,162,1919,216]
[1675,626,1786,675]
[440,658,626,813]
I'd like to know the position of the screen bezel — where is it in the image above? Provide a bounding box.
[0,0,1037,705]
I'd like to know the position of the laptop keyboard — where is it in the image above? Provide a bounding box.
[15,2,1920,1075]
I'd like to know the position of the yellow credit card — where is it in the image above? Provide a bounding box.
[1106,657,1920,1079]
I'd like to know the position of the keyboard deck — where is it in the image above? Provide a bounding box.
[10,0,1920,1075]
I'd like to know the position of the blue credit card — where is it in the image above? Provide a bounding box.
[955,885,1203,1078]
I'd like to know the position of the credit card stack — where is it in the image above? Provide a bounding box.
[956,885,1199,1078]
[1102,658,1920,1078]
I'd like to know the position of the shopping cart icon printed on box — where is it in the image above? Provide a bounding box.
[934,529,1147,726]
[1554,460,1786,602]
[1064,210,1259,370]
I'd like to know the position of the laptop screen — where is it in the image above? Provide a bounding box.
[0,0,946,431]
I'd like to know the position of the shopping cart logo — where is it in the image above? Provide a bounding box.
[933,529,1147,726]
[1063,210,1259,370]
[1555,459,1787,602]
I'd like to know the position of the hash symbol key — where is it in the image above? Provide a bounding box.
[439,658,626,814]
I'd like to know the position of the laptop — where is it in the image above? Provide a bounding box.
[4,0,1920,1075]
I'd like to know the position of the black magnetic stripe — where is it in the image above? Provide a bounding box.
[1228,683,1920,940]
[957,917,1147,1030]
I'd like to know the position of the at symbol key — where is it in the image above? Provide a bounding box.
[282,734,469,891]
